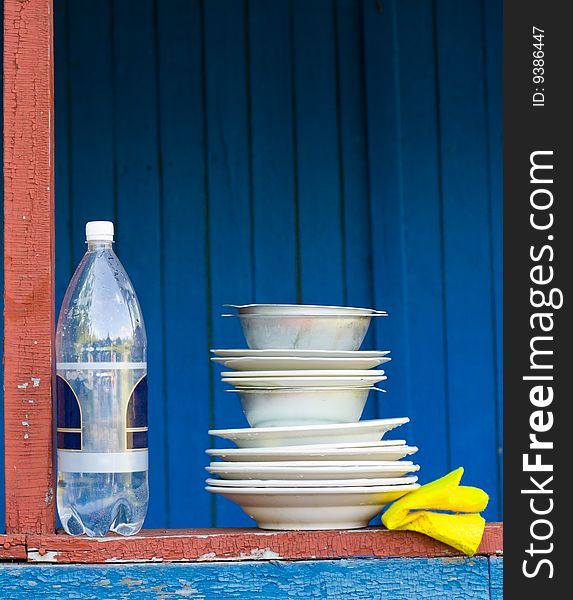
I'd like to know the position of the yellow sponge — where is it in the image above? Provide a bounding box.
[381,467,489,556]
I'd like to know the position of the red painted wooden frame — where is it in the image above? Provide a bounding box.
[3,0,56,535]
[1,0,503,563]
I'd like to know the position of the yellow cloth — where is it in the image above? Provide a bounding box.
[381,467,489,556]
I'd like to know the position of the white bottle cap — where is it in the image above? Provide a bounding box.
[85,221,114,242]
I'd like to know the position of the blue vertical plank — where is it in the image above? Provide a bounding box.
[204,0,254,527]
[363,0,450,484]
[334,0,376,418]
[156,0,212,527]
[483,0,503,515]
[67,0,115,264]
[292,0,344,305]
[53,0,72,530]
[435,0,499,519]
[54,0,73,310]
[248,0,298,303]
[393,0,449,483]
[0,0,4,533]
[363,0,409,424]
[112,0,167,527]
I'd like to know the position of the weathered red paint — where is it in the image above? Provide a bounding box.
[25,524,503,563]
[3,0,56,534]
[0,535,27,560]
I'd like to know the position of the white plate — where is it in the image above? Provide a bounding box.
[209,439,406,455]
[212,356,390,371]
[224,304,387,315]
[209,417,409,448]
[222,369,385,377]
[205,476,418,488]
[223,375,386,389]
[207,444,417,462]
[211,349,391,358]
[205,484,418,530]
[206,461,420,480]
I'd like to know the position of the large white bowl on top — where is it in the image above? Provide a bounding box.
[206,461,420,480]
[205,483,418,530]
[228,386,376,428]
[225,313,387,351]
[225,304,387,316]
[209,417,409,448]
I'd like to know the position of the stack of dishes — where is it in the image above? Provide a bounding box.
[206,304,421,530]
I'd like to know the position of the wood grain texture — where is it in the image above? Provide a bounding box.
[0,534,26,560]
[25,524,502,564]
[3,0,56,534]
[489,555,503,600]
[0,557,498,599]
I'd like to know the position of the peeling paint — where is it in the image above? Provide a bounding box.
[197,552,217,562]
[22,421,29,426]
[240,548,282,560]
[17,382,29,389]
[27,549,60,562]
[105,556,164,563]
[119,578,144,587]
[31,377,41,387]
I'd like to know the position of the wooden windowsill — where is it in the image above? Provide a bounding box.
[0,523,504,564]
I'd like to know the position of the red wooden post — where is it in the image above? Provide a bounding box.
[3,0,56,534]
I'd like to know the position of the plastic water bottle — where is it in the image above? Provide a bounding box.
[56,221,149,536]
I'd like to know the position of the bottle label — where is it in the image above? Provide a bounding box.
[56,363,148,472]
[126,375,148,450]
[56,375,83,450]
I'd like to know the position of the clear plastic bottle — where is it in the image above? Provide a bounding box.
[56,221,148,536]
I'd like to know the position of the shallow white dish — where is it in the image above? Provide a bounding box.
[209,417,409,448]
[222,374,386,389]
[229,386,376,428]
[227,313,386,351]
[206,461,420,480]
[224,304,387,316]
[212,356,390,371]
[205,476,418,488]
[209,439,407,453]
[207,444,416,462]
[222,369,386,378]
[211,349,391,358]
[205,484,418,530]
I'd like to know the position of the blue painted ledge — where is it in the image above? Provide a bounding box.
[1,557,502,599]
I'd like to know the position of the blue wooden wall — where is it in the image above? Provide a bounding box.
[1,0,502,531]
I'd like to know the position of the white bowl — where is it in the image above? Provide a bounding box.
[208,444,416,462]
[206,461,420,480]
[205,484,419,530]
[212,356,390,371]
[227,313,386,351]
[229,386,376,428]
[209,417,409,448]
[211,349,391,358]
[224,304,387,316]
[205,476,418,488]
